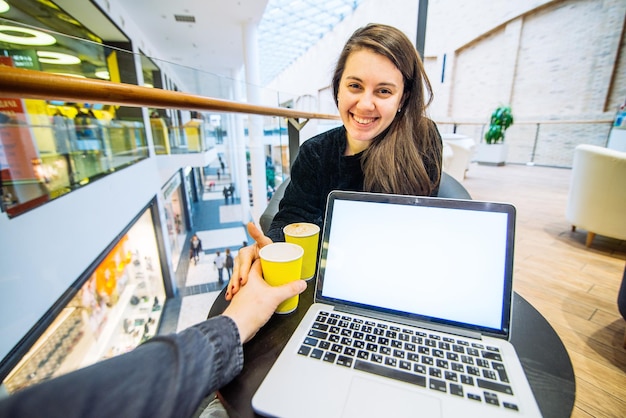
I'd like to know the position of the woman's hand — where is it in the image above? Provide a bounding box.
[225,222,273,300]
[223,259,306,342]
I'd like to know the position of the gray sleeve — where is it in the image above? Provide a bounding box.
[0,315,243,418]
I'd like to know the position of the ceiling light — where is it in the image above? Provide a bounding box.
[0,1,10,14]
[0,25,56,46]
[57,13,81,26]
[95,70,110,80]
[174,15,195,23]
[51,72,86,78]
[36,51,81,65]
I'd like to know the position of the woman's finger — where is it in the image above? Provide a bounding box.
[247,222,272,247]
[226,243,256,300]
[225,222,273,301]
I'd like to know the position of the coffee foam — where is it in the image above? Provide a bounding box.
[283,223,320,237]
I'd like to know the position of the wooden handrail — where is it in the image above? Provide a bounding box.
[0,66,340,121]
[0,66,611,126]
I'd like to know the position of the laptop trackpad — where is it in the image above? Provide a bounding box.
[341,376,442,417]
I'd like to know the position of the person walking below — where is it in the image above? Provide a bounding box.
[228,184,235,204]
[214,251,225,283]
[52,110,75,183]
[224,248,234,279]
[190,234,202,265]
[223,186,230,205]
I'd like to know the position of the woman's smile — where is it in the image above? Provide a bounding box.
[351,113,379,125]
[337,48,404,155]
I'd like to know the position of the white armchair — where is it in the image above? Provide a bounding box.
[565,144,626,247]
[441,133,475,182]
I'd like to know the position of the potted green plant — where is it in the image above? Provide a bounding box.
[475,105,514,166]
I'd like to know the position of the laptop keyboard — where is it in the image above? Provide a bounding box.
[297,310,521,413]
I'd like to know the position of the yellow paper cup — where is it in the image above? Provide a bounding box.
[283,223,320,281]
[259,242,304,314]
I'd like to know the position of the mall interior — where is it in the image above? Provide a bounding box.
[0,0,625,416]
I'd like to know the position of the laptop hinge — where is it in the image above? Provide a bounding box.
[335,305,483,340]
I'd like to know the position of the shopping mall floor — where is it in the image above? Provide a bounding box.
[156,164,251,337]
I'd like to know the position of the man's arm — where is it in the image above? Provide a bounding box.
[0,261,306,418]
[0,316,242,418]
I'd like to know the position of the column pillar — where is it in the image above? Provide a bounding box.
[230,68,251,224]
[242,21,268,224]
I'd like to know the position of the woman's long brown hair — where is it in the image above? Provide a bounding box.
[332,23,442,195]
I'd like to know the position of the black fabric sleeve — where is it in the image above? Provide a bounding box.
[0,316,243,418]
[266,137,328,242]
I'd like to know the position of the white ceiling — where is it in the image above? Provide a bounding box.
[257,0,362,84]
[117,0,270,79]
[54,0,267,79]
[56,0,361,86]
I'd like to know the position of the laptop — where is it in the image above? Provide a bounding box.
[252,191,542,418]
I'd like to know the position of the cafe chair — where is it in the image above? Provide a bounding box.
[441,133,476,183]
[565,144,626,247]
[260,179,291,235]
[437,170,472,200]
[259,172,472,235]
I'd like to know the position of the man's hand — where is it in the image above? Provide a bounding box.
[223,259,306,342]
[225,222,273,300]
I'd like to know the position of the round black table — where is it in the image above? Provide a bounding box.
[209,284,575,418]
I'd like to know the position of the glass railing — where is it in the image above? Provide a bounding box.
[0,18,330,218]
[0,17,616,219]
[436,120,613,168]
[1,114,148,216]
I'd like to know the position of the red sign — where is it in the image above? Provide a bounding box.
[0,56,39,181]
[0,57,47,216]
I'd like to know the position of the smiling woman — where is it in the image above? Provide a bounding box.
[329,23,442,197]
[337,49,404,155]
[226,23,443,300]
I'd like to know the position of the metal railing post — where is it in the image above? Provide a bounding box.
[529,123,540,165]
[287,118,309,170]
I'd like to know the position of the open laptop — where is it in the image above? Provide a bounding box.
[252,191,542,417]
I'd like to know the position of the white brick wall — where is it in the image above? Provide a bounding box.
[271,0,625,166]
[430,0,625,122]
[425,0,625,165]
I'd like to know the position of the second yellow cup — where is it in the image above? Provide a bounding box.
[259,242,304,314]
[283,223,320,281]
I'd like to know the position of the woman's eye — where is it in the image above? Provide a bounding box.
[347,83,361,90]
[379,88,392,95]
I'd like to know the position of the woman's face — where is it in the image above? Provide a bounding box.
[337,48,404,155]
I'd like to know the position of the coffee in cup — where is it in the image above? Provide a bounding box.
[283,223,320,281]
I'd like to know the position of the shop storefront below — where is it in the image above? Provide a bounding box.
[1,207,166,394]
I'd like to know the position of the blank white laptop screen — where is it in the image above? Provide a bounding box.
[320,199,509,331]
